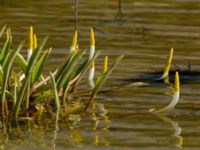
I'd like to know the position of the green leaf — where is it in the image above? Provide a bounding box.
[0,65,4,86]
[55,50,78,82]
[50,72,60,111]
[57,50,85,90]
[1,43,23,117]
[14,75,30,118]
[25,37,48,76]
[16,53,27,73]
[0,39,10,64]
[32,48,51,83]
[0,25,6,38]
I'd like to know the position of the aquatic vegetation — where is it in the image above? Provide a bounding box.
[0,24,182,139]
[0,26,123,121]
[160,48,174,81]
[150,71,180,114]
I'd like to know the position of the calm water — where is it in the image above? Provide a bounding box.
[1,0,200,149]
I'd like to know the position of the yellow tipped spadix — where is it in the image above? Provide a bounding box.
[103,56,108,73]
[33,34,37,49]
[90,28,95,46]
[162,48,174,79]
[174,71,180,92]
[71,30,78,50]
[29,26,33,50]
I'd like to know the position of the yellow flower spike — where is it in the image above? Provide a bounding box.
[174,71,180,93]
[27,26,34,60]
[33,33,37,49]
[29,26,33,50]
[90,28,95,47]
[103,56,108,73]
[161,48,174,79]
[89,28,95,60]
[70,30,78,53]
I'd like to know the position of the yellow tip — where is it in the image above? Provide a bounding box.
[71,30,78,49]
[91,61,95,69]
[103,56,108,73]
[33,34,37,49]
[29,26,33,50]
[90,28,95,46]
[174,71,180,92]
[163,48,174,78]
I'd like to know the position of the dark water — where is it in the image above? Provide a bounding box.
[1,0,200,149]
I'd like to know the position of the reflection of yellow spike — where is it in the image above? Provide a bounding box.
[71,30,78,50]
[177,136,183,147]
[38,104,44,120]
[91,61,95,69]
[94,135,99,145]
[174,71,180,92]
[33,34,37,49]
[90,28,95,46]
[103,56,108,73]
[162,48,173,79]
[29,26,33,50]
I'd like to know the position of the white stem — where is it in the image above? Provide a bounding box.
[27,49,32,61]
[153,91,180,114]
[88,68,95,81]
[89,45,95,60]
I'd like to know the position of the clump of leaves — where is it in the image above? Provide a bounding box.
[0,26,123,121]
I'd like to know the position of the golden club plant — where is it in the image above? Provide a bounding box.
[0,25,123,120]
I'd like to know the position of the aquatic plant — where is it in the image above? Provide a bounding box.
[160,48,174,81]
[150,71,180,114]
[0,26,123,121]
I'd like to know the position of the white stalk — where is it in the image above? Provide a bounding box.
[151,72,180,114]
[89,45,95,60]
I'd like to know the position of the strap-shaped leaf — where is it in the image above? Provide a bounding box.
[1,43,23,117]
[25,37,48,76]
[0,39,10,64]
[0,25,6,38]
[0,65,3,86]
[50,72,60,111]
[32,48,51,83]
[57,50,85,90]
[55,50,79,84]
[16,53,27,73]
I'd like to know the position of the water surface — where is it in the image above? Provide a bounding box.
[1,0,200,149]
